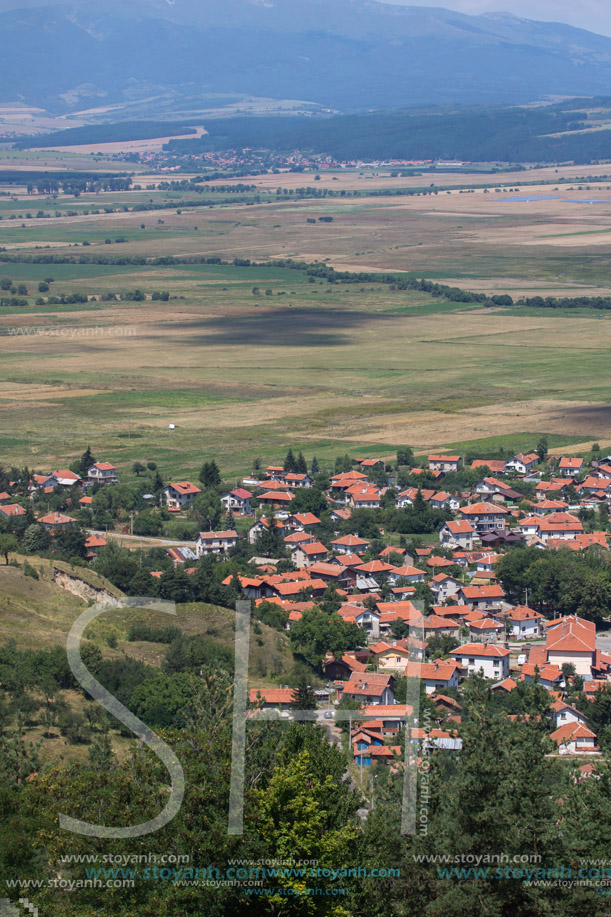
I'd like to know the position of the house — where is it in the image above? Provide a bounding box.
[347,486,381,509]
[520,662,564,691]
[504,605,545,639]
[362,704,413,735]
[520,512,583,544]
[550,699,588,730]
[290,541,329,567]
[343,672,395,705]
[558,457,584,478]
[387,564,426,584]
[51,469,82,488]
[474,478,522,503]
[428,454,462,473]
[338,603,381,638]
[258,490,293,507]
[395,487,435,509]
[371,643,413,671]
[38,512,77,532]
[545,615,596,677]
[167,546,198,565]
[287,513,321,531]
[284,473,312,488]
[439,520,475,550]
[459,502,508,533]
[331,534,370,554]
[458,584,505,612]
[403,659,460,694]
[470,459,508,474]
[429,491,460,511]
[467,617,505,643]
[355,560,395,584]
[196,529,239,557]
[221,488,253,516]
[505,453,540,474]
[450,643,510,680]
[550,722,598,755]
[265,466,286,481]
[87,462,118,484]
[84,534,107,558]
[163,481,201,510]
[249,688,294,710]
[430,573,462,603]
[0,503,26,519]
[422,615,461,638]
[324,651,368,682]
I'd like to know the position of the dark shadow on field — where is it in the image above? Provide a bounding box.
[167,307,393,347]
[558,404,611,436]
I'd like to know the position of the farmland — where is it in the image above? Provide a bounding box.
[2,156,611,477]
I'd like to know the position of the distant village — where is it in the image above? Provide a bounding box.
[3,444,611,773]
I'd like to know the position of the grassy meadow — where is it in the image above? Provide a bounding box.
[1,158,611,477]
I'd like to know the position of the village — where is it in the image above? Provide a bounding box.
[2,444,611,775]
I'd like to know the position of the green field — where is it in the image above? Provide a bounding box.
[1,159,611,477]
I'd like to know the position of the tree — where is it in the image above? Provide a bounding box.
[289,487,327,517]
[22,523,51,554]
[311,455,320,476]
[536,435,548,462]
[132,461,146,477]
[158,568,193,603]
[93,543,139,591]
[0,534,18,565]
[397,447,414,467]
[191,489,222,530]
[296,451,308,474]
[252,750,359,913]
[283,448,296,472]
[198,460,221,489]
[290,608,365,671]
[292,677,316,710]
[78,445,95,477]
[54,526,87,560]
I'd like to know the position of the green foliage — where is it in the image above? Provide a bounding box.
[496,545,611,621]
[290,607,365,670]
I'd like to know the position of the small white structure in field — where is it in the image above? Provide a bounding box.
[168,423,176,430]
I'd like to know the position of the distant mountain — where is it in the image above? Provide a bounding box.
[4,0,611,114]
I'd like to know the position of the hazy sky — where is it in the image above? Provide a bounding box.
[381,0,611,37]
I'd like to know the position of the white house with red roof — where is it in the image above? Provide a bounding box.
[450,643,510,680]
[505,452,540,474]
[428,454,462,473]
[545,615,596,677]
[558,457,584,477]
[196,529,238,557]
[87,462,118,484]
[221,488,252,515]
[550,699,588,730]
[504,605,545,639]
[163,481,201,510]
[403,659,460,694]
[52,469,82,488]
[331,534,369,554]
[551,722,599,755]
[440,519,475,550]
[459,502,508,533]
[458,584,505,612]
[387,564,426,584]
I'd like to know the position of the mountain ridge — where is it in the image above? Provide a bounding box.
[3,1,611,114]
